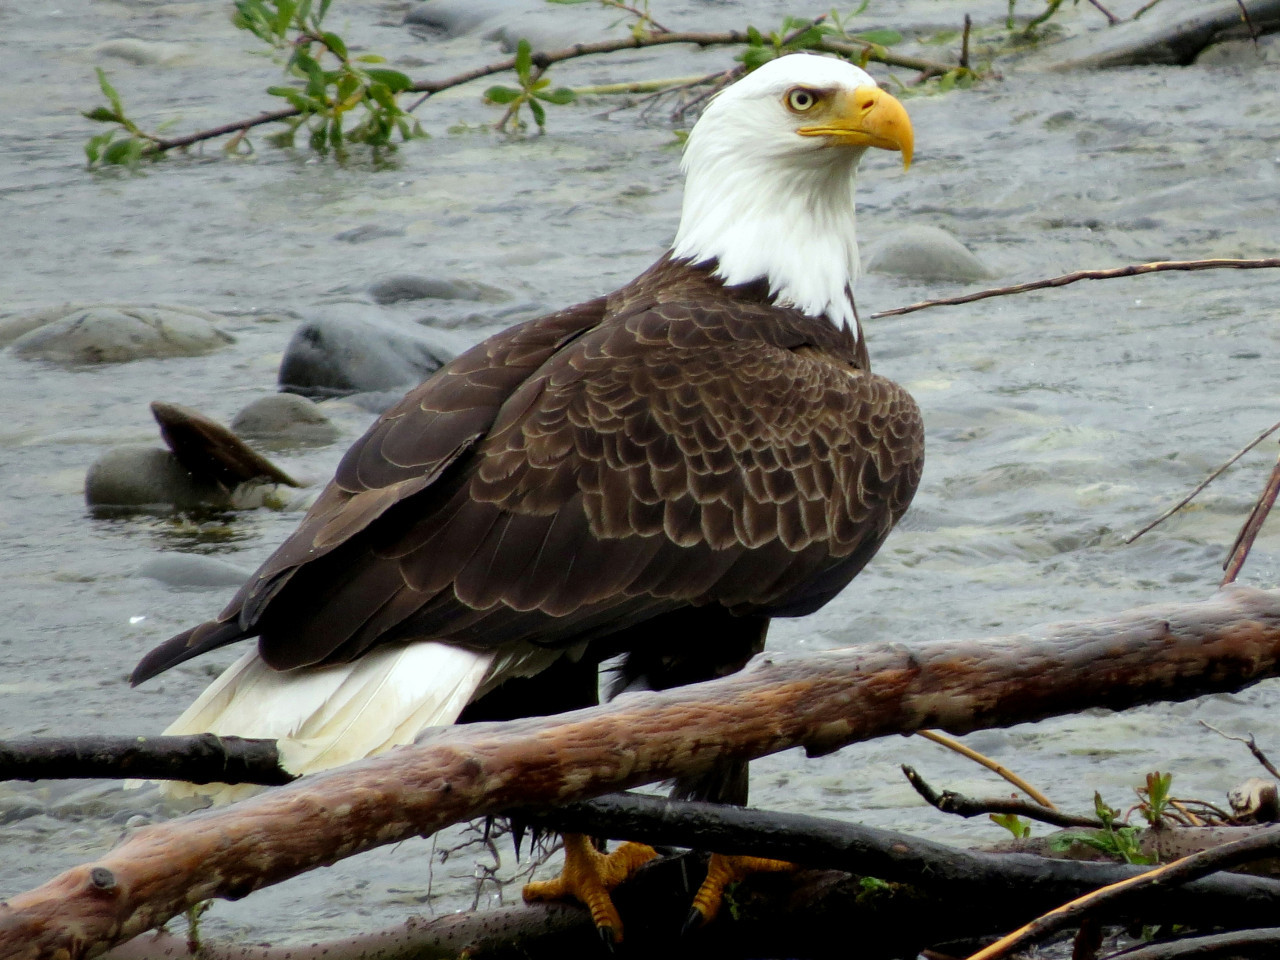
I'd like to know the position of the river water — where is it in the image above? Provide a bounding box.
[2,0,1279,947]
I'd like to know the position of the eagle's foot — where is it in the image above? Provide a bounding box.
[523,833,658,944]
[684,853,797,931]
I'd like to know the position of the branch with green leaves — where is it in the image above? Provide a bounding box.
[82,1,965,166]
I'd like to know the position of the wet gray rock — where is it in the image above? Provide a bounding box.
[90,38,188,66]
[7,304,233,365]
[1196,33,1280,66]
[85,446,232,512]
[865,226,994,283]
[404,0,621,49]
[368,274,508,304]
[279,316,456,398]
[403,0,508,37]
[137,554,253,589]
[231,394,341,447]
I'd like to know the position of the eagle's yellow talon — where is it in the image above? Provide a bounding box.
[522,834,658,942]
[688,854,799,927]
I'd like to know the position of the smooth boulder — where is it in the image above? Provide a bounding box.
[278,316,455,398]
[865,225,994,283]
[6,304,233,365]
[231,394,341,447]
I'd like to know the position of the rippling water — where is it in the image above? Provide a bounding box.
[2,0,1278,944]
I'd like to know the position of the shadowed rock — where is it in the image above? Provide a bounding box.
[278,316,455,398]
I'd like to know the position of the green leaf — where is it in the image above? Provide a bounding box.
[367,82,396,111]
[746,25,763,45]
[736,46,774,70]
[989,813,1031,839]
[318,0,333,22]
[536,87,576,105]
[95,68,124,116]
[366,68,412,93]
[274,0,298,36]
[84,130,115,164]
[484,85,521,104]
[322,31,348,59]
[355,53,386,63]
[102,137,143,166]
[854,29,903,45]
[83,106,120,124]
[529,98,546,128]
[514,38,533,83]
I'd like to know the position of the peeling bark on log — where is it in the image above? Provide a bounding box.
[5,586,1280,959]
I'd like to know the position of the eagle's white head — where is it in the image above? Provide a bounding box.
[671,54,913,330]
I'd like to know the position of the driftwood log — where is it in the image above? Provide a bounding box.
[4,585,1280,958]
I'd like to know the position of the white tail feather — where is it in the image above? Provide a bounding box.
[152,642,494,803]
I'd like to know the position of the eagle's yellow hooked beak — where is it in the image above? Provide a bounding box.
[798,85,913,170]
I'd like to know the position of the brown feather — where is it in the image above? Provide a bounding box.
[131,255,924,708]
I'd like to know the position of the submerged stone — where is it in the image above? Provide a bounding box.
[85,446,232,512]
[137,554,253,589]
[368,274,509,304]
[7,304,233,365]
[865,225,994,283]
[231,394,341,447]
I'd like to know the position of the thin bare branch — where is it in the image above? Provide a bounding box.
[1126,421,1280,544]
[917,729,1056,809]
[902,765,1100,830]
[1087,0,1122,25]
[1222,449,1280,585]
[870,258,1280,320]
[1235,0,1261,42]
[1199,720,1280,782]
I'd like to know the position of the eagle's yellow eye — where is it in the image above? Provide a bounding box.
[786,88,819,112]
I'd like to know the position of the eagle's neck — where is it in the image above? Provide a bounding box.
[671,139,863,330]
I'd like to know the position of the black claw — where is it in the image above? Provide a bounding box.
[510,820,526,860]
[598,924,618,951]
[682,908,706,937]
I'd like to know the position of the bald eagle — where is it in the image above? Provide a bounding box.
[132,53,922,938]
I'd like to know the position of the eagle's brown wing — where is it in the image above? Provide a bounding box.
[132,279,922,684]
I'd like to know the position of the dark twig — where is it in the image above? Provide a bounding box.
[1200,721,1280,781]
[1235,0,1261,42]
[903,765,1102,830]
[604,0,671,34]
[1131,0,1166,18]
[1126,421,1280,544]
[1221,449,1280,585]
[1087,0,1122,25]
[960,15,972,70]
[872,258,1280,320]
[964,825,1280,960]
